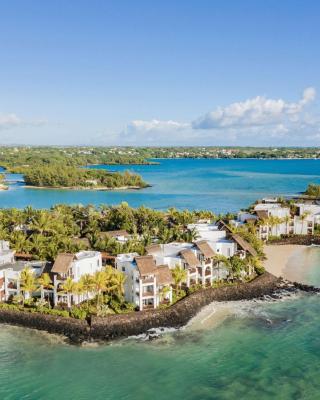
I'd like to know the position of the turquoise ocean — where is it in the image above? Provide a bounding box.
[1,159,320,399]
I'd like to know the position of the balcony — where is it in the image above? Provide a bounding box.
[189,267,197,274]
[141,290,155,298]
[141,277,155,284]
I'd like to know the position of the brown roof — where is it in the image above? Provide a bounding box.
[135,255,157,276]
[256,210,268,220]
[101,252,116,260]
[145,244,162,255]
[100,230,129,239]
[180,249,199,267]
[15,252,33,260]
[217,220,233,233]
[195,240,215,258]
[51,253,74,274]
[156,265,173,285]
[231,234,258,257]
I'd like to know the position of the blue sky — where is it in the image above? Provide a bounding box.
[0,0,319,146]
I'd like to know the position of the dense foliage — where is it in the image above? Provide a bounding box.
[0,204,216,261]
[23,165,148,188]
[1,146,320,176]
[305,184,320,198]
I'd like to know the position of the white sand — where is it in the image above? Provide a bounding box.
[263,244,307,278]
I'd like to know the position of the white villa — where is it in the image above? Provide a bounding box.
[99,230,131,244]
[0,240,15,266]
[254,203,314,240]
[115,253,173,310]
[188,222,237,258]
[0,260,47,301]
[51,251,102,306]
[146,242,211,287]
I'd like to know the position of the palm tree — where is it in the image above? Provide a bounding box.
[283,215,292,235]
[20,267,37,303]
[61,277,76,309]
[37,273,53,300]
[31,211,54,236]
[171,265,187,289]
[159,285,171,303]
[79,273,94,309]
[92,270,107,308]
[213,254,229,281]
[300,211,310,234]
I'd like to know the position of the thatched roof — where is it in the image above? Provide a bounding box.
[195,240,215,258]
[145,244,162,255]
[231,234,258,257]
[51,253,74,274]
[180,249,199,267]
[135,255,157,276]
[256,210,268,220]
[156,265,173,285]
[216,220,233,233]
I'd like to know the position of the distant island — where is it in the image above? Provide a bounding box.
[1,146,320,172]
[22,165,149,190]
[1,146,320,191]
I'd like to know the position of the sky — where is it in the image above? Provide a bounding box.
[0,0,320,146]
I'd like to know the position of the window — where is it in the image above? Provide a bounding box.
[122,267,126,272]
[97,260,100,267]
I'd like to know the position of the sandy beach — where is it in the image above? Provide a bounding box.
[263,244,307,279]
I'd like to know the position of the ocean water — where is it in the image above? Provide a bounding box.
[1,247,320,400]
[1,158,320,212]
[1,159,320,399]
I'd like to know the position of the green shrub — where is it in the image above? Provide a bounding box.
[70,306,87,320]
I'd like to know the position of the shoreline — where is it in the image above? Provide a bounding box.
[0,272,298,344]
[23,184,150,191]
[263,244,307,278]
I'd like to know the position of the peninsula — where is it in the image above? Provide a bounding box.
[0,187,319,342]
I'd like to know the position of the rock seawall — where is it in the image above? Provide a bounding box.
[0,310,90,343]
[90,272,282,341]
[0,272,314,343]
[268,235,320,246]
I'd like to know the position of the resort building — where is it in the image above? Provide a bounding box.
[146,241,218,287]
[0,240,15,266]
[99,230,131,243]
[295,203,320,227]
[187,223,237,258]
[115,253,173,310]
[254,203,292,240]
[51,251,102,306]
[0,260,47,301]
[230,202,315,241]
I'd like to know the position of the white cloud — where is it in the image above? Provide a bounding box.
[0,112,47,131]
[108,87,320,146]
[127,119,188,133]
[121,119,190,144]
[192,87,316,129]
[0,113,22,129]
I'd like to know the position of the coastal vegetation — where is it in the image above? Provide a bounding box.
[2,264,133,319]
[1,146,320,176]
[304,183,320,198]
[22,165,148,189]
[0,204,217,260]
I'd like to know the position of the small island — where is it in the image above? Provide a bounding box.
[22,165,149,190]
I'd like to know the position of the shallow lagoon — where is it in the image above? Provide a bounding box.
[1,247,320,400]
[1,158,320,212]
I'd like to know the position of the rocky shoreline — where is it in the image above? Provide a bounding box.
[268,235,320,246]
[0,272,318,344]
